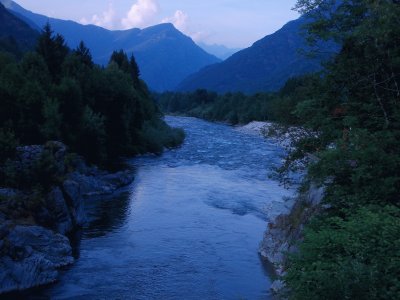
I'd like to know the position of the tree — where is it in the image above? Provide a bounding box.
[74,41,93,67]
[129,54,140,86]
[109,49,130,73]
[36,23,69,81]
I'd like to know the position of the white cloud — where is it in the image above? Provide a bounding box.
[80,3,117,29]
[121,0,159,29]
[162,10,210,43]
[162,10,188,32]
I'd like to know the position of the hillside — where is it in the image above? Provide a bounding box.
[177,17,336,94]
[0,2,38,54]
[2,0,220,91]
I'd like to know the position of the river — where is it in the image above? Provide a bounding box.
[35,116,295,300]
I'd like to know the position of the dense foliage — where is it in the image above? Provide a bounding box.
[0,24,184,175]
[280,1,400,299]
[286,206,400,300]
[157,76,319,125]
[158,90,271,124]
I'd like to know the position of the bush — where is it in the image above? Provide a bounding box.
[285,206,400,300]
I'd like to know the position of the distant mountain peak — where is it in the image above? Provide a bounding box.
[152,22,176,30]
[198,42,242,60]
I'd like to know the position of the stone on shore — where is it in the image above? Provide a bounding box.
[0,225,74,294]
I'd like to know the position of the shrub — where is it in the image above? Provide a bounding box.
[285,206,400,300]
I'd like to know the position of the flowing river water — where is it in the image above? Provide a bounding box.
[35,116,296,300]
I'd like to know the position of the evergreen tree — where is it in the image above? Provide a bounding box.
[36,23,68,81]
[74,41,93,68]
[129,54,140,87]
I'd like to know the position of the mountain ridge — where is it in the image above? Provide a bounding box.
[2,0,220,91]
[0,2,38,54]
[177,17,337,94]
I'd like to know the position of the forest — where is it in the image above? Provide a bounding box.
[0,24,184,189]
[159,1,400,298]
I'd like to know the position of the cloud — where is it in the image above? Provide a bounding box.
[80,3,117,29]
[121,0,159,29]
[162,10,210,43]
[162,10,188,32]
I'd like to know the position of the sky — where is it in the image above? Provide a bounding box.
[13,0,300,48]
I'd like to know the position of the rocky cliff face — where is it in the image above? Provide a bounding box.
[0,141,135,294]
[259,183,325,295]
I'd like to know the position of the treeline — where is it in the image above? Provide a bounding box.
[160,1,400,298]
[156,75,319,126]
[0,24,184,174]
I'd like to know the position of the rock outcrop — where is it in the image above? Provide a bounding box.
[67,169,134,197]
[0,224,73,294]
[0,141,135,294]
[259,183,325,296]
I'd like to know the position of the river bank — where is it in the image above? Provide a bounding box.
[0,141,135,294]
[236,121,325,296]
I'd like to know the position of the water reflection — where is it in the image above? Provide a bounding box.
[83,189,132,238]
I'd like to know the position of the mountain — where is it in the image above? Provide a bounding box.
[0,2,38,54]
[198,42,242,60]
[178,17,337,94]
[2,1,220,92]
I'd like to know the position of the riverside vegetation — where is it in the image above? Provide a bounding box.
[0,24,184,293]
[159,0,400,299]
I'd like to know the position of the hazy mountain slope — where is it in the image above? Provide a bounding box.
[178,17,336,94]
[2,0,220,91]
[0,2,38,54]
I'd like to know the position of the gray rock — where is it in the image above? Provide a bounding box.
[62,180,86,226]
[0,225,73,294]
[271,280,286,294]
[67,169,134,197]
[307,183,325,206]
[7,226,73,267]
[259,183,325,277]
[68,172,113,196]
[100,171,133,187]
[46,187,73,235]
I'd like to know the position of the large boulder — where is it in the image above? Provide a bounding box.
[0,225,73,294]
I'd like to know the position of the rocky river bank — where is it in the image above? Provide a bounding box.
[237,121,325,296]
[0,142,134,294]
